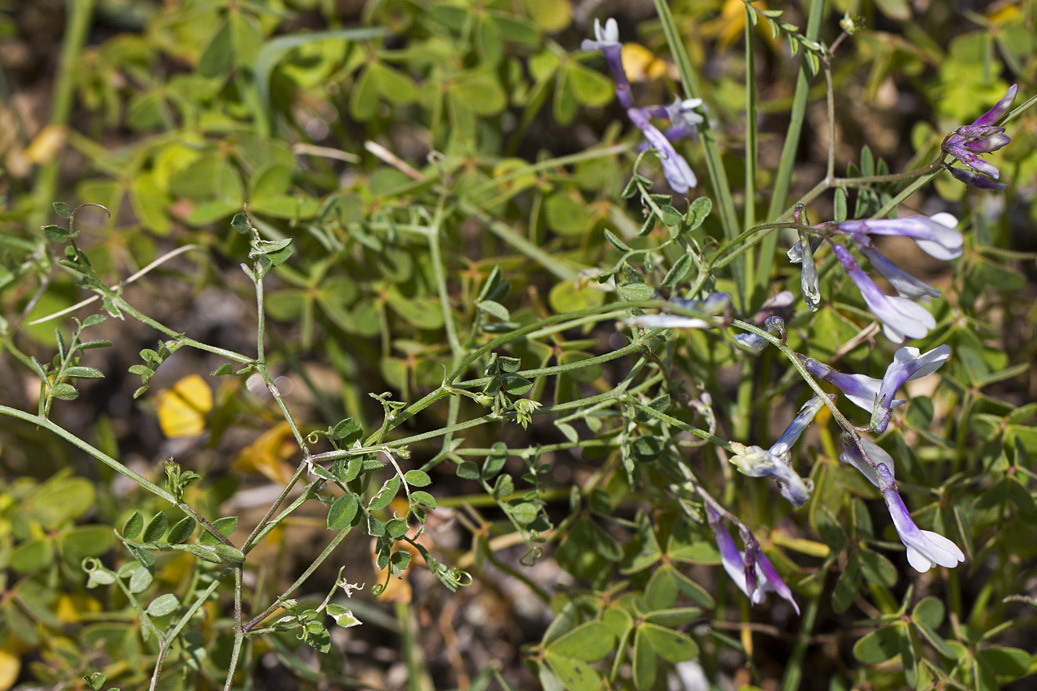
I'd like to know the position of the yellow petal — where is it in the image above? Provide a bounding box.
[156,374,213,439]
[0,642,21,691]
[53,593,103,624]
[25,125,68,165]
[232,421,296,483]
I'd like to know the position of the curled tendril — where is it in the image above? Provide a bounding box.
[453,569,474,588]
[520,545,543,567]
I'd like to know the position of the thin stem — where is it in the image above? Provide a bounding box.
[824,50,836,183]
[652,0,744,309]
[27,244,202,326]
[241,460,312,552]
[223,567,245,691]
[0,405,175,503]
[114,297,254,364]
[243,525,354,631]
[30,0,96,227]
[150,568,231,690]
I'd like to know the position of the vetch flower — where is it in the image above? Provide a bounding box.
[582,18,698,193]
[944,84,1017,189]
[804,357,886,416]
[728,396,825,506]
[581,19,630,108]
[662,97,705,142]
[830,241,935,343]
[706,506,800,613]
[838,213,963,261]
[728,443,813,507]
[838,435,891,488]
[947,165,1006,191]
[840,438,965,572]
[805,345,949,433]
[872,344,951,433]
[628,107,698,192]
[732,291,794,353]
[854,239,941,300]
[624,292,729,329]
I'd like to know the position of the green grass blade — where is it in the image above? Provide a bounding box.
[652,0,744,309]
[757,0,826,303]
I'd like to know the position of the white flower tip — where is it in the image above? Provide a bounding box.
[882,324,907,344]
[907,530,966,572]
[929,212,958,229]
[594,17,619,44]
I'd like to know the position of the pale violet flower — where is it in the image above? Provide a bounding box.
[581,17,620,51]
[662,97,704,142]
[840,438,965,572]
[838,213,963,261]
[805,346,950,434]
[873,345,951,432]
[706,506,799,614]
[728,396,824,506]
[628,107,697,192]
[944,84,1018,189]
[624,292,729,329]
[830,241,935,343]
[581,18,698,193]
[855,240,941,300]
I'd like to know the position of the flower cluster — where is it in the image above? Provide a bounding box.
[840,438,965,572]
[706,505,799,614]
[805,345,950,434]
[943,84,1018,190]
[581,18,702,193]
[790,212,964,343]
[578,19,1009,615]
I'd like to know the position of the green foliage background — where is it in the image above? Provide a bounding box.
[0,0,1036,689]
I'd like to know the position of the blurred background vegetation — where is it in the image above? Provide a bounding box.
[0,0,1036,689]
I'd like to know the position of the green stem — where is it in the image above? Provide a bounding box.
[150,568,231,690]
[243,525,354,631]
[652,0,744,309]
[459,199,578,281]
[224,567,245,691]
[114,297,253,364]
[0,405,175,502]
[241,461,312,553]
[31,0,96,226]
[756,0,825,300]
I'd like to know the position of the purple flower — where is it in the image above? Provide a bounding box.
[582,18,698,193]
[581,19,630,108]
[625,292,729,329]
[840,438,965,572]
[662,97,704,142]
[628,107,698,192]
[872,345,951,432]
[855,240,941,300]
[733,291,794,353]
[838,213,963,261]
[944,84,1017,189]
[727,396,824,506]
[706,506,800,613]
[805,346,949,433]
[947,166,1006,191]
[830,242,935,343]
